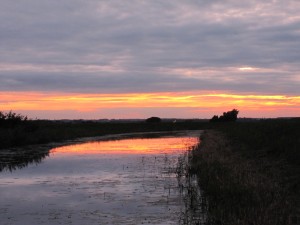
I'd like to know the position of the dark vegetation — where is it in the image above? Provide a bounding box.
[209,109,239,122]
[190,119,300,225]
[0,112,209,150]
[145,116,162,123]
[0,111,28,128]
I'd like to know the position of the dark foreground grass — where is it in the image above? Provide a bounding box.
[189,119,300,225]
[0,120,209,150]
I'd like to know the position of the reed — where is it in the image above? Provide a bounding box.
[189,119,299,225]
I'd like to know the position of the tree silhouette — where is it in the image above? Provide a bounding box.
[210,109,239,122]
[210,115,219,122]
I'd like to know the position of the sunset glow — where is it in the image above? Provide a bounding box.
[1,91,299,119]
[1,1,299,119]
[238,67,256,71]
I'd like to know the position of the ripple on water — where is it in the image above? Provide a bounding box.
[0,131,201,225]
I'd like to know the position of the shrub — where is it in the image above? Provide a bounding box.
[0,111,28,128]
[145,117,162,123]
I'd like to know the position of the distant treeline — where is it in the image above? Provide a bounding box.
[0,113,210,150]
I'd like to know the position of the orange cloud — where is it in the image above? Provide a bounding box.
[0,91,299,117]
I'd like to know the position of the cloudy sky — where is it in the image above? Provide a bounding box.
[1,0,299,119]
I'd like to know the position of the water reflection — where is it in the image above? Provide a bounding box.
[51,137,197,155]
[0,148,49,172]
[0,131,199,173]
[0,131,201,225]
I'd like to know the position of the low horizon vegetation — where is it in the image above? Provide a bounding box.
[1,110,299,149]
[0,111,210,149]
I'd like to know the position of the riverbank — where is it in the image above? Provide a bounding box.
[0,120,209,150]
[190,120,299,225]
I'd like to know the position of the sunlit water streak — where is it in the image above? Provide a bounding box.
[0,131,201,225]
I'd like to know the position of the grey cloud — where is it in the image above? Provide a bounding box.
[0,0,299,95]
[1,68,298,95]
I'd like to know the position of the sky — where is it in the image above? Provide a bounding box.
[1,0,299,119]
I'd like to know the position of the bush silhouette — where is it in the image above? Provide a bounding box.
[0,111,28,128]
[210,109,239,122]
[145,117,162,123]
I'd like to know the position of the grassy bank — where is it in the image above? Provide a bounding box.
[0,120,209,150]
[190,119,299,225]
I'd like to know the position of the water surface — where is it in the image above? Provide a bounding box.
[0,131,200,225]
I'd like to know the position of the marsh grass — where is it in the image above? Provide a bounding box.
[189,119,300,225]
[176,151,208,225]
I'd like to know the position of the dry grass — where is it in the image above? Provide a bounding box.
[190,129,298,225]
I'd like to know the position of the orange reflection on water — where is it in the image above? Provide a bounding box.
[51,137,199,155]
